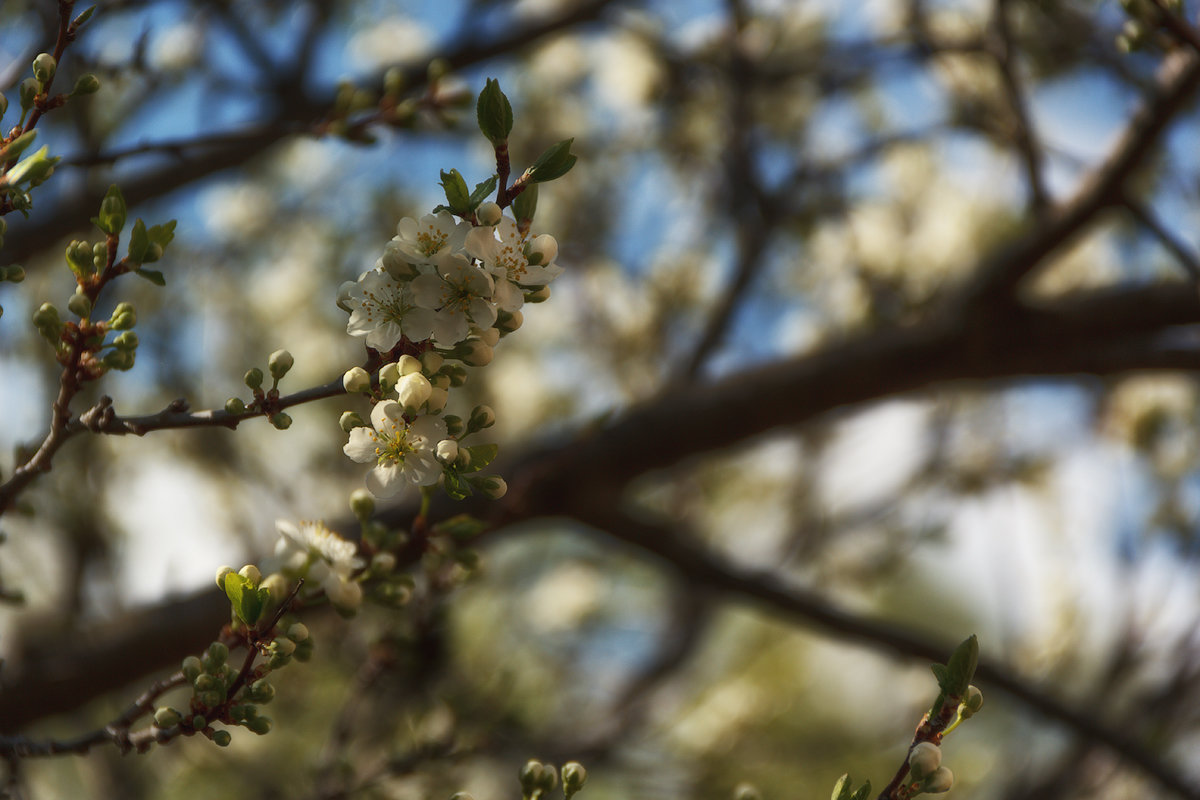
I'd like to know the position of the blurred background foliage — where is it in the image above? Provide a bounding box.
[3,0,1200,798]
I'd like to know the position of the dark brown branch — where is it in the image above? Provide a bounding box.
[989,0,1049,212]
[1121,195,1200,281]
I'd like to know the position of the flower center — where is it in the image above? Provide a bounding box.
[417,227,449,256]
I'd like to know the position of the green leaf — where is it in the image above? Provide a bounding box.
[512,183,537,224]
[145,219,176,260]
[442,471,472,501]
[439,169,471,215]
[475,78,513,144]
[134,267,166,286]
[432,513,489,541]
[0,130,37,162]
[830,775,852,800]
[468,175,498,208]
[223,572,269,625]
[849,783,871,800]
[942,634,979,696]
[128,219,149,262]
[464,443,498,473]
[526,138,577,183]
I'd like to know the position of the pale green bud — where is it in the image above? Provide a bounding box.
[224,397,246,414]
[267,349,294,380]
[246,716,272,735]
[494,307,523,331]
[67,292,91,319]
[519,761,545,795]
[181,656,203,681]
[71,73,100,96]
[113,330,138,350]
[396,354,421,375]
[476,201,502,226]
[478,475,507,499]
[154,706,182,728]
[443,363,468,387]
[371,552,396,573]
[2,265,24,283]
[270,412,292,430]
[244,368,264,390]
[261,572,290,603]
[109,302,136,330]
[525,285,551,303]
[923,766,954,794]
[19,77,39,110]
[908,742,941,781]
[286,623,310,642]
[342,366,370,393]
[732,783,760,800]
[273,636,296,656]
[459,339,493,367]
[211,729,232,747]
[469,405,496,431]
[33,302,60,331]
[962,684,983,716]
[378,361,401,392]
[339,410,366,432]
[100,348,135,371]
[426,386,448,413]
[65,240,93,276]
[215,565,235,588]
[526,233,558,265]
[538,764,558,793]
[349,487,375,519]
[420,350,444,374]
[442,414,464,437]
[326,577,363,613]
[31,54,56,84]
[238,564,262,586]
[563,762,588,798]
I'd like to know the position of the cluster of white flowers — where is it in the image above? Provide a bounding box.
[338,205,560,498]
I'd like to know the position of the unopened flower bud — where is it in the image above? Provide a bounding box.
[154,706,182,728]
[525,285,551,304]
[33,302,60,331]
[65,240,92,276]
[479,327,500,346]
[478,475,507,499]
[519,760,545,794]
[109,302,136,330]
[732,783,761,800]
[100,348,135,371]
[244,367,264,390]
[326,577,363,613]
[496,309,523,333]
[272,636,296,656]
[378,361,401,392]
[562,762,588,798]
[113,330,138,350]
[3,265,24,283]
[72,73,100,96]
[32,53,56,84]
[270,412,293,430]
[396,372,432,410]
[527,233,558,265]
[371,552,396,573]
[287,622,310,642]
[426,387,449,413]
[908,742,942,780]
[436,439,459,463]
[215,565,235,588]
[476,201,502,226]
[349,487,375,519]
[246,716,272,735]
[67,292,91,319]
[206,641,229,668]
[19,77,39,110]
[339,410,366,432]
[923,766,954,794]
[420,350,444,374]
[538,764,558,793]
[962,684,983,716]
[211,729,232,747]
[460,340,493,367]
[238,565,262,586]
[469,405,496,431]
[181,656,203,681]
[268,349,294,380]
[224,397,246,414]
[442,414,465,437]
[342,366,370,393]
[261,572,290,603]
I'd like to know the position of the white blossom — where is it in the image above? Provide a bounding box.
[343,401,447,496]
[410,251,497,345]
[392,212,469,265]
[274,520,364,580]
[465,216,562,312]
[343,269,440,350]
